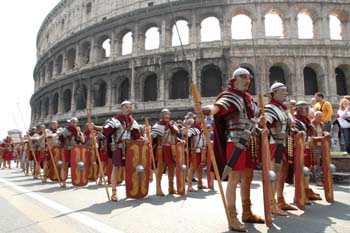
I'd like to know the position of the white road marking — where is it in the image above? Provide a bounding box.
[0,178,123,233]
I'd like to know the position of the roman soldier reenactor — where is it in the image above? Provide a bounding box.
[101,101,141,201]
[1,136,14,169]
[264,82,297,215]
[59,117,85,187]
[151,108,183,196]
[185,115,208,192]
[32,125,48,181]
[294,101,322,203]
[195,67,264,231]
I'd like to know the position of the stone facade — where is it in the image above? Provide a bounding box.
[31,0,350,126]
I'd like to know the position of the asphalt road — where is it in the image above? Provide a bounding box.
[0,165,349,233]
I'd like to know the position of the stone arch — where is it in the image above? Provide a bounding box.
[96,34,111,60]
[303,64,324,95]
[80,41,91,65]
[43,97,49,117]
[169,69,189,99]
[93,80,106,107]
[201,16,221,42]
[269,63,291,87]
[62,88,72,113]
[67,48,76,70]
[55,54,63,75]
[231,14,252,39]
[36,100,42,120]
[121,31,133,55]
[52,93,59,115]
[145,26,160,50]
[172,19,189,46]
[264,9,285,38]
[329,9,349,40]
[47,61,54,80]
[201,64,222,97]
[75,84,87,110]
[143,73,158,102]
[119,78,130,104]
[297,10,314,39]
[335,65,350,95]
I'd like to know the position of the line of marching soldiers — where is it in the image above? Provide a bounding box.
[0,68,335,232]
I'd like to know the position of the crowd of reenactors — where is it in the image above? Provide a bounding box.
[0,67,335,232]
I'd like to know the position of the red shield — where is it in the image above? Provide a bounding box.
[49,145,68,182]
[322,135,334,203]
[260,129,273,228]
[207,143,214,190]
[294,132,306,210]
[88,147,99,181]
[125,140,151,199]
[71,145,90,187]
[176,142,186,196]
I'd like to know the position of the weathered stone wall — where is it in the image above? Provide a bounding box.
[31,0,350,126]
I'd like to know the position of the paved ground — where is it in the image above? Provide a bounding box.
[0,164,349,233]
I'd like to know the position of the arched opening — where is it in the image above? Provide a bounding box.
[76,84,87,110]
[67,48,76,70]
[122,32,133,55]
[172,20,189,46]
[170,70,189,99]
[145,27,160,50]
[269,66,287,86]
[298,13,314,39]
[47,61,54,79]
[303,67,318,95]
[201,65,222,97]
[231,14,252,39]
[119,79,129,103]
[144,74,158,101]
[41,67,46,84]
[63,89,72,112]
[55,55,63,75]
[329,15,342,40]
[335,68,347,95]
[52,93,59,115]
[36,101,42,120]
[86,2,92,16]
[94,81,106,107]
[81,41,91,65]
[43,97,49,117]
[97,35,111,60]
[201,17,221,42]
[265,11,284,38]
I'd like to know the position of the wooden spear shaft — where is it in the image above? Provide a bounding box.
[27,133,43,181]
[144,118,157,173]
[191,84,233,229]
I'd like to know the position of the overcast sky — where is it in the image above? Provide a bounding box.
[0,0,60,139]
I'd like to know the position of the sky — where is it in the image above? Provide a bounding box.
[0,0,60,138]
[0,1,340,139]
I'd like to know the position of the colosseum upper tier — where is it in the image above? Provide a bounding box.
[31,0,350,126]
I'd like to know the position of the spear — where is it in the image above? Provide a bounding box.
[144,118,157,177]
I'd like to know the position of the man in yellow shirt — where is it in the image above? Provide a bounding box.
[313,92,333,132]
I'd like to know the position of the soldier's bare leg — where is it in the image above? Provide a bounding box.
[197,164,207,189]
[226,171,246,231]
[241,168,265,223]
[187,159,198,192]
[168,164,177,195]
[277,160,297,210]
[270,161,288,216]
[156,158,165,196]
[42,161,48,183]
[304,172,321,201]
[110,166,118,201]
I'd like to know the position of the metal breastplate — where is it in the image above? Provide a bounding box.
[191,133,206,151]
[265,104,288,144]
[224,110,252,142]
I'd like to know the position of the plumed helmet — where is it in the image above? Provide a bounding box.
[230,67,251,80]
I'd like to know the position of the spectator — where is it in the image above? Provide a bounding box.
[337,98,350,154]
[289,99,297,117]
[205,115,214,126]
[311,111,325,186]
[313,92,333,132]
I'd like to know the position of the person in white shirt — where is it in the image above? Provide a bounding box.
[337,98,350,154]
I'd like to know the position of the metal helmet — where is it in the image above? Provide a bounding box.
[161,108,170,114]
[121,100,131,106]
[230,67,251,80]
[270,82,286,93]
[296,101,309,108]
[70,117,79,123]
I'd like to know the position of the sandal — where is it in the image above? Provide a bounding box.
[111,189,118,202]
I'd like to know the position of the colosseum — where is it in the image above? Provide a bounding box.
[30,0,350,126]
